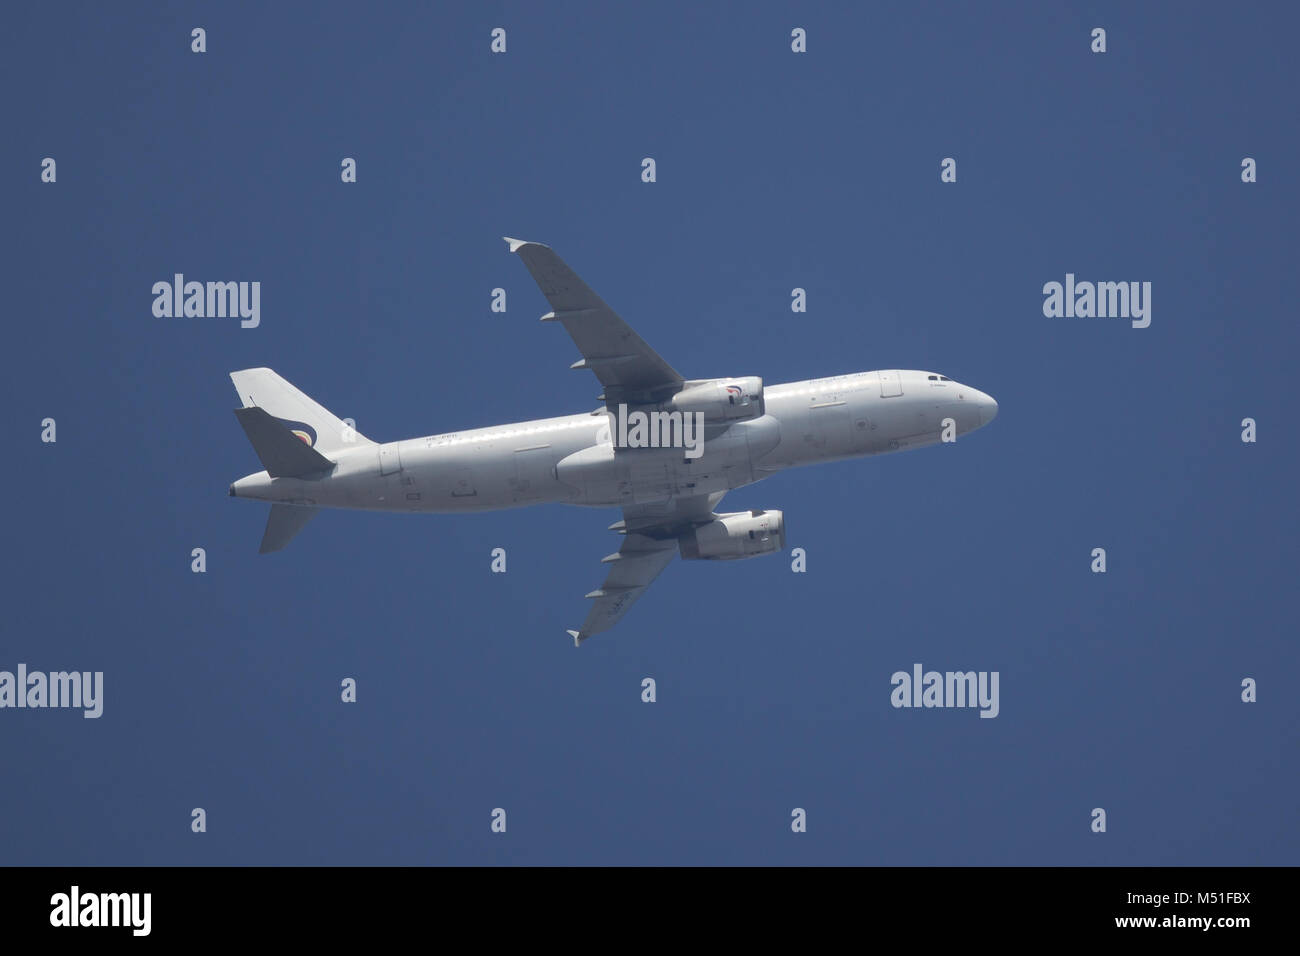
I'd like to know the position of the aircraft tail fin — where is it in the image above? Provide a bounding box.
[234,406,335,478]
[229,367,372,456]
[260,504,319,553]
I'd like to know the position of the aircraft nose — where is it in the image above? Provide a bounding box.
[978,392,998,426]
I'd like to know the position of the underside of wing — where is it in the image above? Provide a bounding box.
[567,492,727,646]
[505,238,684,405]
[568,533,678,647]
[619,491,728,536]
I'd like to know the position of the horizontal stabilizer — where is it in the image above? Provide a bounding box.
[234,406,334,478]
[260,504,319,554]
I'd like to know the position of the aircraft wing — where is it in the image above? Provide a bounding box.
[568,492,726,646]
[505,237,684,405]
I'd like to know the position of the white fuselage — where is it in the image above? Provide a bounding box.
[230,369,998,512]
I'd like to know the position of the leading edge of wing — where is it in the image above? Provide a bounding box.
[503,237,683,402]
[567,534,678,647]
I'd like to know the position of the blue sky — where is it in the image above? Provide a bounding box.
[4,1,1297,865]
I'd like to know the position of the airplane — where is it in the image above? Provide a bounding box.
[228,237,998,645]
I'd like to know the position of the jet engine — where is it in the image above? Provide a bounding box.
[664,377,763,422]
[678,509,785,560]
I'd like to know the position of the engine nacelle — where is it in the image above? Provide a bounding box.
[679,510,785,561]
[665,377,763,422]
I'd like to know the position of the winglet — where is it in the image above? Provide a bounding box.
[503,236,541,254]
[566,629,584,648]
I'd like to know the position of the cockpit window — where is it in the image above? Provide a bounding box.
[939,376,951,381]
[928,375,938,381]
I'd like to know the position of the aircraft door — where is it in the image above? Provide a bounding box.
[378,442,403,476]
[512,445,554,500]
[807,398,854,455]
[450,467,477,498]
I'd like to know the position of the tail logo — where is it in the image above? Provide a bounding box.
[276,418,318,447]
